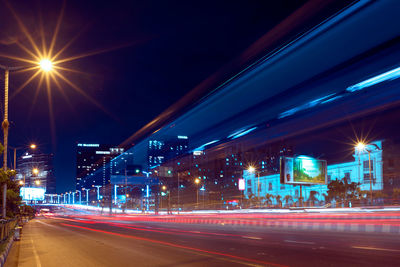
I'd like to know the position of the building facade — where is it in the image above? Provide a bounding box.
[76,143,124,190]
[148,136,189,169]
[243,141,384,203]
[16,152,56,194]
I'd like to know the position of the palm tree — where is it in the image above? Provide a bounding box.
[275,195,282,208]
[265,194,274,207]
[308,191,319,206]
[283,195,293,208]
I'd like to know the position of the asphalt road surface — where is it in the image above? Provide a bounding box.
[6,215,400,267]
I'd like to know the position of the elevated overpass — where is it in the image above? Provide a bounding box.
[119,0,400,164]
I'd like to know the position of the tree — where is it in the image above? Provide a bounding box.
[327,179,361,207]
[308,191,319,206]
[264,194,274,207]
[0,143,21,218]
[248,193,260,208]
[283,195,293,208]
[275,195,282,208]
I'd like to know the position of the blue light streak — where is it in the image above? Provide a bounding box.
[192,140,219,152]
[278,93,335,119]
[346,66,400,92]
[230,127,257,139]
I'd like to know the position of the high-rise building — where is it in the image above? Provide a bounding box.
[76,143,124,190]
[148,136,189,168]
[16,152,56,194]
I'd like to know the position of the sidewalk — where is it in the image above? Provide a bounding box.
[5,220,41,267]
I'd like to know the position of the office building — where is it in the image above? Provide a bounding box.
[16,152,56,194]
[76,143,124,190]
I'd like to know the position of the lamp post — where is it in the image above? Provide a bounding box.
[1,60,52,218]
[356,142,381,205]
[93,185,102,206]
[83,188,90,205]
[248,166,261,206]
[77,190,81,205]
[9,143,37,170]
[195,178,200,208]
[114,185,118,206]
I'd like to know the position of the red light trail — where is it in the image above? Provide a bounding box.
[61,223,287,267]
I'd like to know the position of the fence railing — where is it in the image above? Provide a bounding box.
[0,219,17,243]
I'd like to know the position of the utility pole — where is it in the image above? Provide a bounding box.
[2,68,9,218]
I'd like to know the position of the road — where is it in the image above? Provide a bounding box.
[6,214,400,267]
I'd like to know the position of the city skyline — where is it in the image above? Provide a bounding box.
[1,0,322,193]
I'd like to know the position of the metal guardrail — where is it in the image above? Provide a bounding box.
[0,219,17,244]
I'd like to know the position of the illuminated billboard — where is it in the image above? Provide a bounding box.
[20,187,45,201]
[238,179,245,191]
[280,156,327,185]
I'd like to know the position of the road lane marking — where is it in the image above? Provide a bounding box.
[242,236,262,240]
[352,246,400,252]
[30,237,42,267]
[284,240,315,245]
[61,223,288,267]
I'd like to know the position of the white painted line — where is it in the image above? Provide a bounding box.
[284,240,315,245]
[242,236,262,240]
[352,246,400,252]
[30,238,42,267]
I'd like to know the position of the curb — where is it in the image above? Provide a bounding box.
[0,234,14,267]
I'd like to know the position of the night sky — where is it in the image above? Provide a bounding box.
[0,0,316,193]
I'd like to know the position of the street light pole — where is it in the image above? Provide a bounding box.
[356,142,381,206]
[94,185,102,206]
[2,68,9,218]
[367,150,373,205]
[195,178,200,208]
[0,59,53,218]
[77,190,81,205]
[84,189,90,205]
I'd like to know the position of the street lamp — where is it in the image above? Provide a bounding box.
[10,143,37,171]
[1,60,53,218]
[247,166,260,197]
[83,188,90,205]
[195,178,200,207]
[356,142,381,205]
[248,166,264,207]
[39,59,53,72]
[93,185,102,206]
[76,190,82,205]
[32,168,39,175]
[114,185,118,206]
[35,180,40,186]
